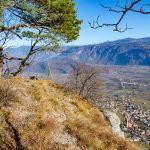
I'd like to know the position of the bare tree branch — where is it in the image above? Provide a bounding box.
[90,0,150,32]
[65,62,103,101]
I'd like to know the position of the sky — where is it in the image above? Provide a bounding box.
[6,0,150,47]
[68,0,150,45]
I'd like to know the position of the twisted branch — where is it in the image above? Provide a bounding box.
[90,0,150,32]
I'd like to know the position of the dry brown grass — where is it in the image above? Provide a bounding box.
[0,78,140,150]
[21,116,59,150]
[66,117,138,150]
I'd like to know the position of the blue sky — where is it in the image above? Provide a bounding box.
[68,0,150,45]
[7,0,150,47]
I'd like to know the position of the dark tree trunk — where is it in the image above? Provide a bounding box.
[0,47,3,77]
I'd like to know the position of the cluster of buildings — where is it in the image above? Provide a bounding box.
[98,94,150,146]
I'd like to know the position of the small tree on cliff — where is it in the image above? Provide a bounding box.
[0,0,82,76]
[65,62,103,101]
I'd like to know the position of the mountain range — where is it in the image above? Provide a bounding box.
[58,37,150,66]
[4,37,150,75]
[7,37,150,66]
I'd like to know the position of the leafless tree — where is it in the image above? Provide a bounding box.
[90,0,150,32]
[65,62,103,101]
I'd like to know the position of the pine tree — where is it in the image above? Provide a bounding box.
[0,0,82,76]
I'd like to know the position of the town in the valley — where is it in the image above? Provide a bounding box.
[92,67,150,148]
[99,94,150,144]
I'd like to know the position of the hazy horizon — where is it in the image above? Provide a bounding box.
[8,36,150,48]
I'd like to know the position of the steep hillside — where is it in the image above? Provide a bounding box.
[0,78,139,150]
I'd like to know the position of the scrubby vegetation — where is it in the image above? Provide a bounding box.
[0,79,17,108]
[0,78,139,150]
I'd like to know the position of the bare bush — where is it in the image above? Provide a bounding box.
[65,62,103,101]
[0,79,16,108]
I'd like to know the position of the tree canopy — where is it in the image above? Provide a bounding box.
[0,0,82,76]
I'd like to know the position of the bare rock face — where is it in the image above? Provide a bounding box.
[103,110,125,138]
[52,112,67,123]
[52,132,77,145]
